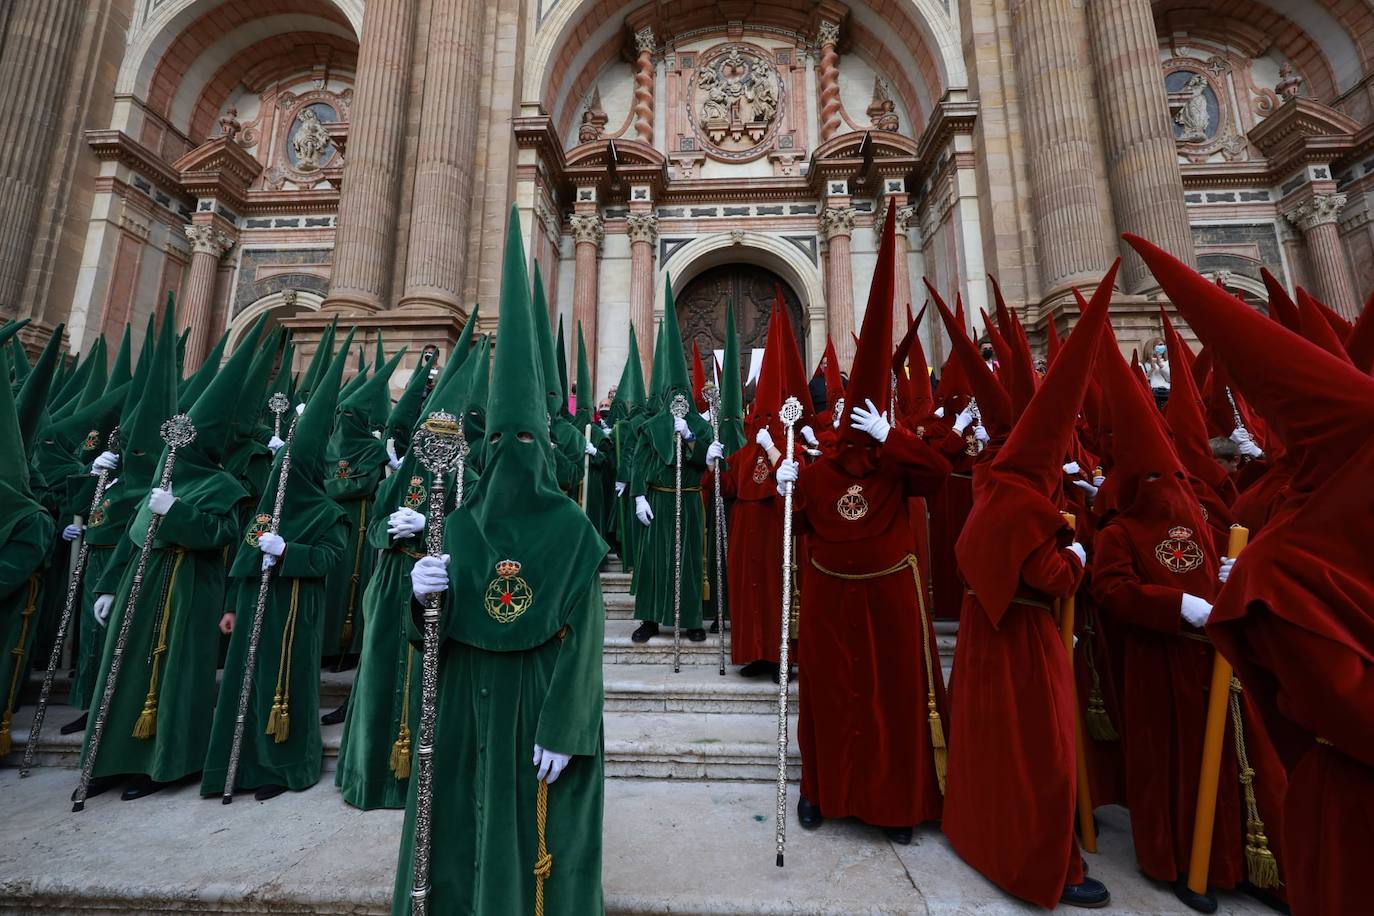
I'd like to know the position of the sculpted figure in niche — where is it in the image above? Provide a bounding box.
[749,61,778,124]
[1174,73,1211,142]
[700,68,728,122]
[292,108,331,171]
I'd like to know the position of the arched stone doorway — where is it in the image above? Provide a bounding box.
[674,264,806,372]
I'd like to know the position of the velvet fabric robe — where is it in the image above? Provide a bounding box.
[322,456,384,658]
[0,515,55,752]
[718,444,784,665]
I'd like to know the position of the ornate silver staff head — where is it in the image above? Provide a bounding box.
[669,392,690,420]
[702,382,721,413]
[160,414,197,449]
[268,391,290,416]
[780,396,803,429]
[106,425,122,453]
[413,410,467,475]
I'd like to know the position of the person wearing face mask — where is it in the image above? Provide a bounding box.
[1145,340,1171,410]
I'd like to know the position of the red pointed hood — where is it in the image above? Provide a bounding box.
[838,198,897,446]
[957,260,1119,625]
[893,304,933,423]
[749,295,813,440]
[1260,268,1300,331]
[989,275,1039,414]
[1126,233,1374,498]
[1312,294,1354,341]
[929,282,1013,438]
[691,339,709,411]
[1045,316,1062,367]
[818,336,844,403]
[1345,290,1374,373]
[1161,309,1230,495]
[1296,287,1353,365]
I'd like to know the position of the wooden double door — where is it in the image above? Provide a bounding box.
[673,263,806,374]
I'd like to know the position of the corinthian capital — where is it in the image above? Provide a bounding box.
[626,213,658,245]
[184,224,235,258]
[819,206,856,240]
[816,20,840,49]
[569,213,605,248]
[1284,193,1348,232]
[634,27,656,56]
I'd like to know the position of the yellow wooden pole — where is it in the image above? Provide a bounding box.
[1186,525,1250,896]
[1058,513,1097,854]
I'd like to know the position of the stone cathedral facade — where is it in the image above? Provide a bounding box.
[2,0,1372,392]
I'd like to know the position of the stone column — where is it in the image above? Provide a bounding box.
[820,205,857,369]
[569,213,604,383]
[0,0,86,317]
[875,188,916,330]
[816,21,842,143]
[323,0,418,313]
[626,213,657,379]
[1086,0,1195,291]
[631,28,655,146]
[181,225,235,371]
[399,0,482,313]
[1009,0,1114,293]
[1286,193,1359,319]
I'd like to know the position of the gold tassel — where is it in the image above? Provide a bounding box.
[928,698,948,794]
[132,552,185,741]
[1230,679,1283,889]
[390,723,412,780]
[265,581,301,745]
[533,779,553,916]
[133,697,158,739]
[265,694,291,743]
[1085,685,1119,742]
[1245,817,1281,889]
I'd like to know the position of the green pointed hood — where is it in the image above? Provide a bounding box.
[326,343,402,487]
[556,314,572,419]
[648,281,691,409]
[336,345,371,403]
[426,302,481,403]
[0,319,30,351]
[465,334,491,432]
[0,346,45,544]
[269,336,296,403]
[719,302,746,453]
[9,335,30,387]
[339,345,403,431]
[121,304,180,491]
[441,207,606,651]
[295,318,337,404]
[610,323,646,421]
[16,323,65,449]
[44,381,130,458]
[386,347,439,454]
[177,329,229,411]
[175,326,189,380]
[234,327,284,438]
[185,315,267,460]
[531,263,562,415]
[106,325,132,394]
[574,322,594,429]
[51,337,105,417]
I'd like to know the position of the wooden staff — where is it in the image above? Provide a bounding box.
[669,394,690,674]
[21,428,120,777]
[1058,512,1097,854]
[1185,525,1249,899]
[408,410,467,916]
[73,414,197,812]
[774,396,803,867]
[580,423,593,513]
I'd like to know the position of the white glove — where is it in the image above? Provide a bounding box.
[1092,475,1106,488]
[91,451,120,474]
[706,440,725,466]
[267,435,285,454]
[386,440,403,471]
[674,416,694,441]
[295,402,306,416]
[776,458,798,497]
[699,409,713,424]
[1230,427,1263,459]
[93,594,114,626]
[1181,593,1213,628]
[62,523,84,542]
[388,507,425,539]
[934,406,945,418]
[1218,556,1235,584]
[1072,479,1099,497]
[972,425,990,444]
[148,487,176,516]
[1067,542,1087,566]
[801,426,819,448]
[850,398,891,443]
[258,532,285,557]
[952,407,975,435]
[614,481,627,498]
[411,554,450,599]
[635,495,654,526]
[533,744,572,785]
[1062,461,1081,476]
[755,427,775,452]
[832,409,842,430]
[584,439,598,456]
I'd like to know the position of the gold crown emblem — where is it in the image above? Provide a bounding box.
[1167,526,1193,540]
[410,476,423,486]
[495,559,522,579]
[255,513,271,525]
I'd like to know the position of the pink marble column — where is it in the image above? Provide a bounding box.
[569,212,604,383]
[180,225,235,371]
[626,212,657,379]
[821,205,857,369]
[877,197,916,330]
[631,28,655,146]
[1287,193,1359,319]
[816,21,842,143]
[323,0,418,313]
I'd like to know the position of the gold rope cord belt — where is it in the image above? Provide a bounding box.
[266,579,302,743]
[0,575,41,755]
[650,485,702,493]
[134,548,187,739]
[1179,630,1213,646]
[964,588,1053,611]
[810,553,948,793]
[340,500,369,648]
[1227,675,1281,887]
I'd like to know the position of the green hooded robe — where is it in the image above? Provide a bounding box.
[609,326,646,576]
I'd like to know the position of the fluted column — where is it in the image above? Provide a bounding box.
[399,0,482,312]
[181,225,235,370]
[875,193,917,330]
[1086,0,1195,291]
[626,212,657,379]
[570,213,604,383]
[0,0,86,317]
[631,28,655,146]
[821,206,857,369]
[1009,0,1114,293]
[816,21,842,143]
[1286,194,1359,319]
[324,0,418,313]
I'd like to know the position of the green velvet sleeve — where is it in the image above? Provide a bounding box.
[533,582,605,758]
[156,498,242,551]
[276,517,349,579]
[0,513,56,597]
[94,532,137,594]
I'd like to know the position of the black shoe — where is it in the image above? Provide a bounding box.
[60,713,88,735]
[708,618,720,634]
[333,654,358,672]
[1173,880,1219,914]
[253,784,288,801]
[72,774,122,802]
[630,622,658,643]
[686,628,707,642]
[320,654,339,670]
[797,796,823,830]
[1060,877,1111,909]
[883,826,913,845]
[739,660,774,678]
[321,700,349,726]
[120,775,171,801]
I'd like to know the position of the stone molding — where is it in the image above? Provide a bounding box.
[816,20,840,49]
[818,206,855,240]
[625,213,658,245]
[873,202,915,239]
[185,224,235,258]
[634,27,656,56]
[1284,193,1347,232]
[570,213,605,248]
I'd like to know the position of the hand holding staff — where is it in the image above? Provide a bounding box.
[669,394,690,674]
[1057,512,1097,854]
[21,428,121,777]
[775,396,803,867]
[408,411,467,916]
[74,414,196,812]
[702,382,728,676]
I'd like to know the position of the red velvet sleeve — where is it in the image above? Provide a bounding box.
[879,426,952,496]
[934,426,968,461]
[1089,524,1183,635]
[1020,538,1084,600]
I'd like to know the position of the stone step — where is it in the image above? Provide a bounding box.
[600,570,632,593]
[606,663,798,715]
[603,617,729,666]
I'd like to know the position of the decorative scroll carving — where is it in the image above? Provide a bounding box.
[690,43,783,161]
